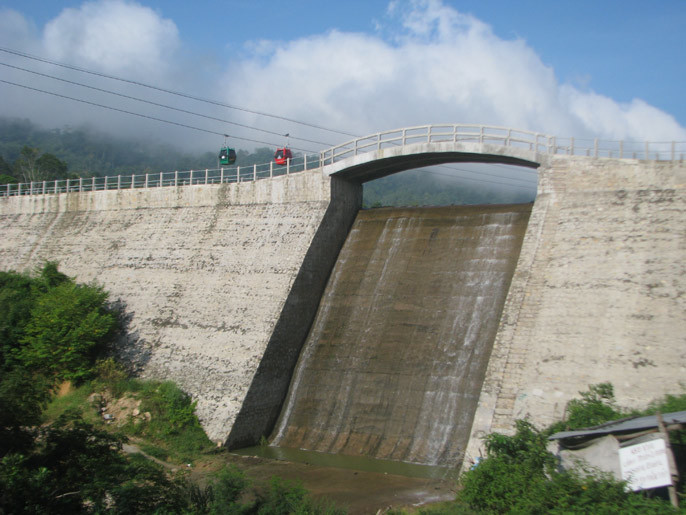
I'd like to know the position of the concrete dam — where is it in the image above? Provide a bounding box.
[271,204,530,466]
[1,127,684,469]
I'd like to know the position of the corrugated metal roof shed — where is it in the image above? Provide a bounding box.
[549,411,686,441]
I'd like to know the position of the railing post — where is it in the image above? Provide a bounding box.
[220,168,224,183]
[286,158,290,175]
[116,175,120,190]
[7,183,10,196]
[190,170,193,185]
[42,181,46,195]
[54,180,58,194]
[30,181,34,196]
[145,173,149,188]
[175,171,178,187]
[79,177,83,192]
[570,137,574,155]
[205,168,209,185]
[92,176,96,191]
[131,175,134,189]
[18,183,21,196]
[270,161,273,177]
[253,164,257,181]
[304,153,307,170]
[160,172,163,187]
[237,166,240,182]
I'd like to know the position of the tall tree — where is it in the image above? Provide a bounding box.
[14,146,41,182]
[36,153,68,181]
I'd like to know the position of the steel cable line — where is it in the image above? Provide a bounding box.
[422,167,536,190]
[433,163,537,185]
[0,46,358,138]
[0,78,318,153]
[2,76,534,191]
[0,61,334,148]
[2,69,535,184]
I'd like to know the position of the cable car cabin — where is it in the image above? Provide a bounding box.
[219,147,236,165]
[274,147,292,165]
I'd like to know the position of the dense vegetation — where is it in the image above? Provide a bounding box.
[0,117,534,207]
[411,384,686,514]
[0,263,343,514]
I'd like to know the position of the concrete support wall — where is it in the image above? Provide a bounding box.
[0,171,361,444]
[465,157,686,464]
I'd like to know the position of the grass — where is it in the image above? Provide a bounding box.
[43,373,216,465]
[42,381,99,424]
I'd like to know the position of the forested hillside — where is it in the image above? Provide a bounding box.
[0,117,536,207]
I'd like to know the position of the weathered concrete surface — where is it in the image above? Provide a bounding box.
[465,157,686,465]
[0,171,361,444]
[271,204,531,466]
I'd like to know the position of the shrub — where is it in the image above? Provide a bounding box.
[16,281,117,383]
[458,418,675,514]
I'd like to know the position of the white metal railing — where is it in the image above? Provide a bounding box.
[0,153,322,198]
[2,124,685,198]
[319,124,686,165]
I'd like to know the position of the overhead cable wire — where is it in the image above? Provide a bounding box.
[420,168,536,191]
[434,163,537,185]
[0,46,358,138]
[0,78,318,153]
[0,61,334,147]
[488,162,539,174]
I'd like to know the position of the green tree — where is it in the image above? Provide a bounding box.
[0,155,13,177]
[547,382,625,434]
[16,281,118,382]
[458,419,676,514]
[0,411,194,514]
[0,368,51,456]
[36,152,68,181]
[14,145,41,182]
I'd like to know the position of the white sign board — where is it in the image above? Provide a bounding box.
[619,438,671,491]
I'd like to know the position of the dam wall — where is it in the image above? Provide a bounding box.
[0,170,362,443]
[465,157,686,464]
[1,151,684,468]
[270,204,531,466]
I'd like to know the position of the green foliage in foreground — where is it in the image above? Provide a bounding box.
[0,262,117,382]
[458,420,676,514]
[0,264,344,513]
[123,379,215,463]
[449,384,686,514]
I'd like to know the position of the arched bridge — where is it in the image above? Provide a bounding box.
[320,124,685,182]
[1,124,683,197]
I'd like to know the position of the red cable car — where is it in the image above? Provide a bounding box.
[274,147,292,165]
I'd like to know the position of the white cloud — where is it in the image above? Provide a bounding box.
[562,87,686,142]
[0,0,684,152]
[0,1,193,144]
[42,0,180,80]
[221,0,686,146]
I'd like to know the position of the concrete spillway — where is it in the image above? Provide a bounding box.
[271,204,531,466]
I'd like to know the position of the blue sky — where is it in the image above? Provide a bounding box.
[0,0,684,152]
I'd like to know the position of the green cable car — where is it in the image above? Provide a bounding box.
[219,146,236,166]
[219,135,236,165]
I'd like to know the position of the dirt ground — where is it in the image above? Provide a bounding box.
[211,453,457,514]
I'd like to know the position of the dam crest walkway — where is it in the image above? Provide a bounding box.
[1,123,684,197]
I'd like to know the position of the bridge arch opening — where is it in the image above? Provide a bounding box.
[361,161,538,208]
